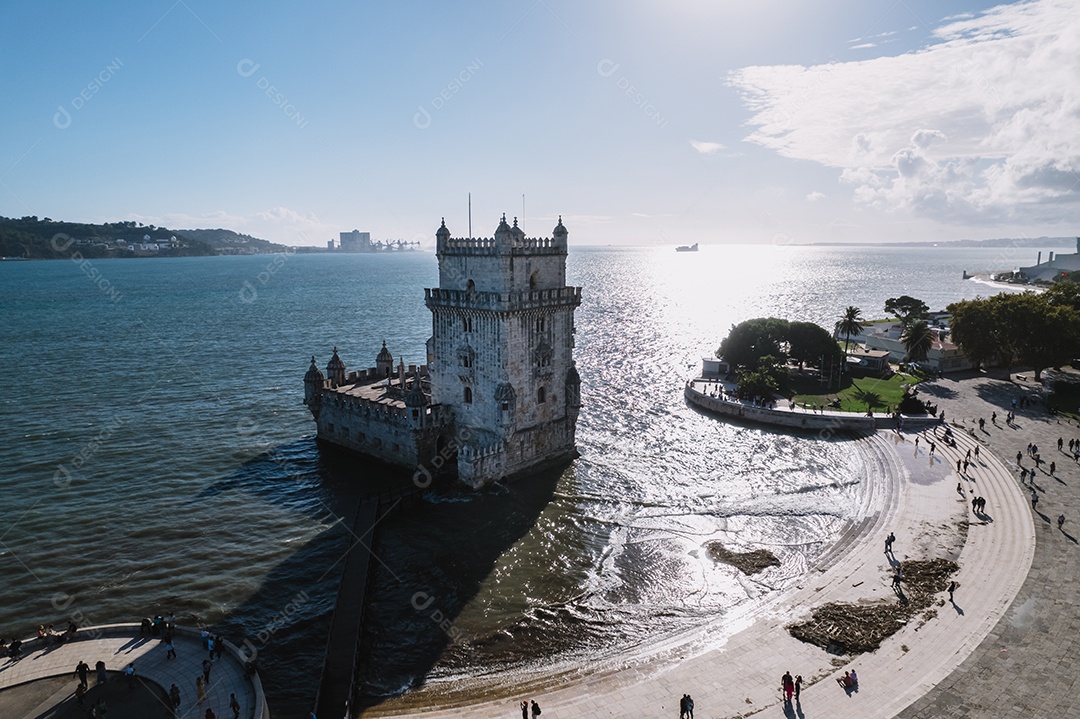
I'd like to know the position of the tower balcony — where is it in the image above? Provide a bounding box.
[425,286,582,313]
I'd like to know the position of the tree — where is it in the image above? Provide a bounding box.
[718,317,790,369]
[901,319,934,363]
[1045,281,1080,313]
[884,295,929,327]
[949,292,1080,379]
[734,355,788,400]
[788,321,843,369]
[834,306,865,353]
[948,297,1003,369]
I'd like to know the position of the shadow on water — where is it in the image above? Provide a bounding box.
[354,462,566,711]
[199,437,418,717]
[198,436,566,717]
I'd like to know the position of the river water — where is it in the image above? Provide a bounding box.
[0,242,1041,715]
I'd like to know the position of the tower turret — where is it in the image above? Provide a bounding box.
[304,356,326,417]
[552,215,568,249]
[494,213,513,253]
[326,347,346,386]
[436,218,451,252]
[376,341,394,378]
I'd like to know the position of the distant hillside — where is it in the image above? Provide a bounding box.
[0,216,215,259]
[809,236,1078,248]
[179,228,296,255]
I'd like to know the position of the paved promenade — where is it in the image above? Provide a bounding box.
[366,405,1036,718]
[897,372,1080,718]
[0,624,266,719]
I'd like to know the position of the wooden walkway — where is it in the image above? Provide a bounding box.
[314,498,380,719]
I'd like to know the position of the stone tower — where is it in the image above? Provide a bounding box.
[425,215,582,487]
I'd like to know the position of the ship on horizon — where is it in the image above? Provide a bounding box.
[675,242,699,252]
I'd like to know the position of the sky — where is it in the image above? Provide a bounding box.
[1,0,1077,246]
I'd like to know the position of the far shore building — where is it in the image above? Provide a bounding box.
[1016,238,1080,282]
[339,230,372,252]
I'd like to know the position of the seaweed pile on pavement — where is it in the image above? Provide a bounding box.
[787,558,959,654]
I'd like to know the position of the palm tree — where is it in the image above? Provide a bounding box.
[835,306,865,352]
[902,319,934,364]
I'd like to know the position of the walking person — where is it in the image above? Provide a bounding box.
[170,684,182,712]
[165,638,177,659]
[531,700,541,718]
[794,675,803,701]
[948,581,957,602]
[124,662,136,688]
[685,694,694,718]
[202,658,213,684]
[1031,489,1039,510]
[521,700,529,719]
[76,660,90,688]
[1051,461,1056,476]
[229,692,241,719]
[75,683,87,710]
[1059,514,1066,531]
[196,675,206,703]
[782,671,795,703]
[95,660,107,685]
[975,445,980,460]
[884,531,895,554]
[679,695,689,719]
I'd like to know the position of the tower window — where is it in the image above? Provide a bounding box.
[461,354,473,368]
[537,386,546,404]
[464,386,473,404]
[463,317,473,333]
[536,318,545,332]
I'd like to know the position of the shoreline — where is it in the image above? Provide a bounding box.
[360,426,1033,717]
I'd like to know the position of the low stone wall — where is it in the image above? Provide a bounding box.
[684,385,941,433]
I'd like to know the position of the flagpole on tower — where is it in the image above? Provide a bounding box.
[468,192,472,238]
[522,194,525,232]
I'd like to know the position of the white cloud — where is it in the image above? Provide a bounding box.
[728,0,1080,225]
[689,140,726,154]
[129,207,338,245]
[850,43,877,49]
[806,191,826,202]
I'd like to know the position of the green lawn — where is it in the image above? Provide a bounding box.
[792,371,920,413]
